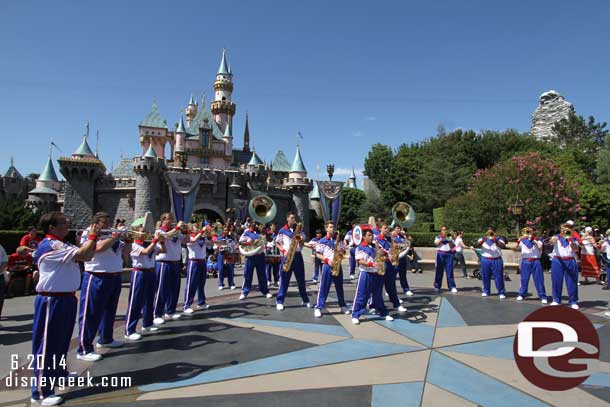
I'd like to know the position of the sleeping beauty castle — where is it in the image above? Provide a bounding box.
[20,50,343,230]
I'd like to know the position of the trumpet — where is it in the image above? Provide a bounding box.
[521,227,533,239]
[560,226,573,238]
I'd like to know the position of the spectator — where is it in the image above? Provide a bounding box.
[7,246,35,296]
[454,231,471,278]
[20,226,42,252]
[0,243,7,324]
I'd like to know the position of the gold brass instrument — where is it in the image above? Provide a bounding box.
[375,241,386,276]
[391,202,416,229]
[282,222,303,272]
[238,236,266,256]
[331,232,345,277]
[521,227,533,239]
[248,194,277,224]
[560,226,573,238]
[390,238,406,267]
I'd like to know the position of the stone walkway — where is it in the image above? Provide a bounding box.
[1,258,609,406]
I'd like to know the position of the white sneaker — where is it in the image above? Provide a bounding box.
[398,298,404,304]
[571,304,580,310]
[266,293,273,299]
[550,301,559,306]
[31,395,64,406]
[603,311,610,318]
[405,290,414,296]
[142,326,159,332]
[385,292,389,297]
[153,317,165,325]
[124,333,142,341]
[171,313,182,320]
[314,308,322,317]
[541,299,548,304]
[183,308,194,314]
[385,315,394,321]
[164,313,171,319]
[351,317,360,324]
[341,306,350,314]
[398,305,407,312]
[230,285,236,290]
[481,292,488,297]
[218,286,225,290]
[369,308,377,315]
[196,303,210,310]
[451,288,458,293]
[303,302,312,308]
[499,294,506,299]
[516,296,524,301]
[76,352,102,362]
[350,275,355,280]
[276,303,284,311]
[239,293,247,300]
[96,340,123,349]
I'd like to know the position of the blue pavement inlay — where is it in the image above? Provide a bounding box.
[583,372,610,387]
[443,336,515,360]
[427,351,549,407]
[437,298,467,328]
[140,339,421,391]
[375,319,434,348]
[230,317,351,337]
[372,382,424,407]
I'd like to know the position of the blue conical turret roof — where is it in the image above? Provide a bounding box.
[223,120,232,138]
[247,150,264,166]
[73,136,95,157]
[176,115,186,133]
[143,144,157,158]
[188,94,196,105]
[4,157,22,179]
[38,156,59,182]
[218,49,230,75]
[290,145,307,173]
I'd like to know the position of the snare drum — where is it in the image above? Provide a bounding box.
[224,252,240,264]
[265,255,282,264]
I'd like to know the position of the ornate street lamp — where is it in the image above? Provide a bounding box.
[326,163,335,181]
[175,150,189,171]
[509,196,525,238]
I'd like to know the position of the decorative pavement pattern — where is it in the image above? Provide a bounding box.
[2,287,609,407]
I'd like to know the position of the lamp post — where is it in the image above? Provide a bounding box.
[509,196,525,239]
[326,164,335,181]
[176,150,189,171]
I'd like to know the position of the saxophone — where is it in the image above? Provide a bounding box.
[331,232,344,277]
[282,223,303,272]
[375,241,386,276]
[390,239,401,267]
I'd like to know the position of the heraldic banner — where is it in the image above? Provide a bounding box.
[164,171,203,223]
[317,181,344,225]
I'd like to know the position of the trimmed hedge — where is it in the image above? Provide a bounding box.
[0,230,27,255]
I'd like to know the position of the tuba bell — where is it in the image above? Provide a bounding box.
[248,194,277,225]
[391,202,416,229]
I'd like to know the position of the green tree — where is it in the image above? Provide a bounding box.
[0,197,38,230]
[339,187,366,229]
[595,134,610,183]
[363,143,394,200]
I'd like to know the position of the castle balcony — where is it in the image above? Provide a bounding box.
[210,100,236,115]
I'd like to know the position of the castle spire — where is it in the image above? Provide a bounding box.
[243,113,251,152]
[290,144,307,173]
[38,154,59,182]
[176,115,186,133]
[218,48,230,75]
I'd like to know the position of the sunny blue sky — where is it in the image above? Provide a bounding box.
[1,1,609,183]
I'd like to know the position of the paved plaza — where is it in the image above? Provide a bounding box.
[1,257,609,407]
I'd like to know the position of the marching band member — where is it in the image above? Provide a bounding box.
[580,226,600,283]
[265,223,280,286]
[216,228,236,290]
[313,221,349,317]
[514,228,547,304]
[377,223,407,312]
[275,212,311,310]
[433,226,458,293]
[393,225,413,296]
[306,229,323,283]
[183,224,211,314]
[351,229,393,324]
[124,227,165,341]
[31,212,98,406]
[549,223,580,308]
[153,213,188,325]
[344,223,357,280]
[77,212,126,361]
[476,228,506,298]
[239,222,272,300]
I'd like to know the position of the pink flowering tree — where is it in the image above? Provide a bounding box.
[444,152,579,232]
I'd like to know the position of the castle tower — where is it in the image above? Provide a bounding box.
[285,144,312,229]
[185,94,198,126]
[222,118,233,156]
[175,115,187,157]
[58,127,106,229]
[139,100,169,158]
[243,113,251,153]
[211,49,236,133]
[28,153,60,214]
[346,167,358,189]
[133,145,165,220]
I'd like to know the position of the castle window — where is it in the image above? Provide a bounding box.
[222,96,226,101]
